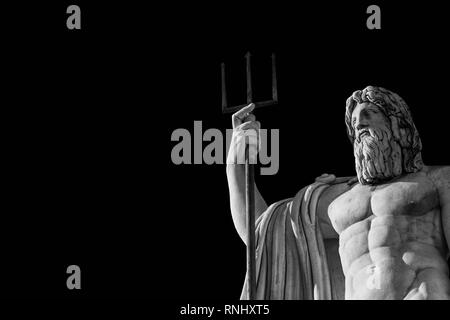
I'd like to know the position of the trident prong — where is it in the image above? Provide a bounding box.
[221,52,278,114]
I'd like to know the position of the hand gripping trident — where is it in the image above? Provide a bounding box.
[221,52,278,299]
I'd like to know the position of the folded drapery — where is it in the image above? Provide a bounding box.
[240,178,351,300]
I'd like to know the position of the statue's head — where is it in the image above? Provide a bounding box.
[345,86,423,185]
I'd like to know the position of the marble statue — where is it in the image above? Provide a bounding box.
[226,86,450,300]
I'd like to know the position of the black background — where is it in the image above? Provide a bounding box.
[2,1,450,301]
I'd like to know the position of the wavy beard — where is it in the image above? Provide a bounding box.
[354,127,403,185]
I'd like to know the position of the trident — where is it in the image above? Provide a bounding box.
[221,52,278,299]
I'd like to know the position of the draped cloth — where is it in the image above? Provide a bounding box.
[240,178,351,300]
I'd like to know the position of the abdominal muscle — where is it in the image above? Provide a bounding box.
[340,215,450,300]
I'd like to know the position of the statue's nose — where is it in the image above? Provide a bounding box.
[355,111,370,131]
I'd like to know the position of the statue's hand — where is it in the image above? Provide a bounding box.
[227,103,260,164]
[404,282,428,300]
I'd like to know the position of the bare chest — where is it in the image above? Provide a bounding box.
[329,173,440,233]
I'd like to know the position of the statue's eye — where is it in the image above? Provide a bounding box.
[368,106,379,114]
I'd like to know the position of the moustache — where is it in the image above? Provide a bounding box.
[355,127,390,144]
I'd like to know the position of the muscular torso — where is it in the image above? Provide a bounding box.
[328,170,450,299]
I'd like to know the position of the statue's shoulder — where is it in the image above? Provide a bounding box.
[424,165,450,189]
[314,173,358,215]
[424,165,450,175]
[293,173,358,212]
[315,173,358,186]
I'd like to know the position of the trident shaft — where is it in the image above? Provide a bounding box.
[221,52,278,300]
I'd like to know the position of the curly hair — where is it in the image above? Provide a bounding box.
[345,86,423,174]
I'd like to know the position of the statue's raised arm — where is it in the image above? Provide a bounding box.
[226,103,268,245]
